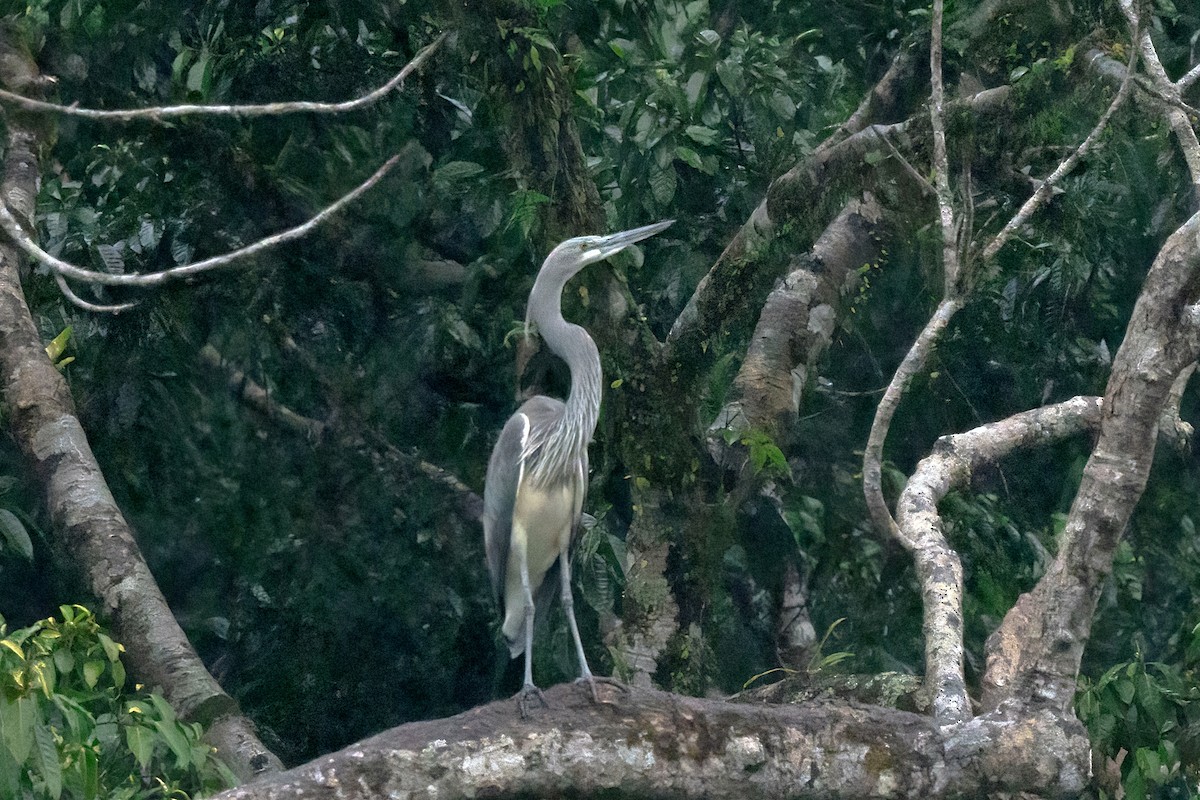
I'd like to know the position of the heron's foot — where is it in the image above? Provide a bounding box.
[575,673,628,704]
[515,683,548,719]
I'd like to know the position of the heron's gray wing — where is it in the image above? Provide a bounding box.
[483,411,528,608]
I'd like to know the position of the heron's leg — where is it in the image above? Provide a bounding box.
[517,541,546,718]
[559,547,626,703]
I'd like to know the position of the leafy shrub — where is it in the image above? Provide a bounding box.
[0,605,235,799]
[1076,644,1200,800]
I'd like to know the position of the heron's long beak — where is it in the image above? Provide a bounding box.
[594,219,675,259]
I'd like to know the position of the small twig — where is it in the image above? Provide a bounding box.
[0,34,446,123]
[982,41,1137,261]
[874,126,935,195]
[198,344,327,439]
[0,154,402,287]
[928,0,960,297]
[53,273,138,314]
[1176,61,1200,93]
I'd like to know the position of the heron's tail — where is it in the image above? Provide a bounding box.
[506,633,524,659]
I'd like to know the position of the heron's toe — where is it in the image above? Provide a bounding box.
[575,674,627,703]
[515,683,548,718]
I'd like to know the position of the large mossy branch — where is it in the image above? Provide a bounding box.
[212,684,1090,800]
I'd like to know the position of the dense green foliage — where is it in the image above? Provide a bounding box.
[0,606,234,799]
[0,0,1196,795]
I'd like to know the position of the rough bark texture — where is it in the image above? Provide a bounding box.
[984,210,1200,713]
[610,490,682,687]
[896,396,1104,724]
[777,559,818,668]
[0,36,281,782]
[709,194,884,461]
[210,684,1090,800]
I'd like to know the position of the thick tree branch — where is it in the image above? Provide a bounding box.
[896,396,1104,725]
[209,684,1090,800]
[984,209,1200,713]
[0,34,445,122]
[708,194,884,462]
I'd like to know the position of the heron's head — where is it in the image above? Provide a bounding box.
[540,219,675,284]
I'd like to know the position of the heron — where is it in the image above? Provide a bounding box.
[483,219,674,714]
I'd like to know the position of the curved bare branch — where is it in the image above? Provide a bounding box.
[0,154,402,288]
[0,34,446,123]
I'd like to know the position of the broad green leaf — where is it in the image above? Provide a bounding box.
[674,146,703,170]
[153,719,193,768]
[30,658,55,697]
[433,161,485,185]
[124,725,154,770]
[34,717,61,799]
[80,746,99,799]
[650,165,676,205]
[0,694,36,764]
[52,648,74,676]
[0,510,32,561]
[83,660,105,689]
[96,633,122,663]
[684,125,721,147]
[148,693,177,724]
[187,51,212,95]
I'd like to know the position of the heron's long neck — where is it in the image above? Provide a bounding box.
[528,277,602,451]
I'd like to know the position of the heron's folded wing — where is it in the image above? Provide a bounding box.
[483,412,528,608]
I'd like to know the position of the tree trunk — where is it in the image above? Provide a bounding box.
[0,32,281,783]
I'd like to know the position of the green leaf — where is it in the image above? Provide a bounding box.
[650,165,676,205]
[147,693,177,724]
[0,694,36,764]
[124,725,154,770]
[674,145,703,171]
[52,648,74,676]
[44,327,72,363]
[34,717,61,800]
[186,51,212,95]
[83,660,105,689]
[79,746,98,799]
[434,161,485,186]
[684,125,721,147]
[153,719,192,768]
[96,633,123,663]
[0,510,33,561]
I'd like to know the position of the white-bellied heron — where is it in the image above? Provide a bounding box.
[483,220,674,714]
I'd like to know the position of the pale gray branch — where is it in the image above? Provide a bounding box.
[1177,61,1200,92]
[928,0,960,296]
[982,42,1137,261]
[1,154,401,288]
[1119,0,1200,186]
[0,34,445,123]
[896,396,1104,725]
[53,273,138,314]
